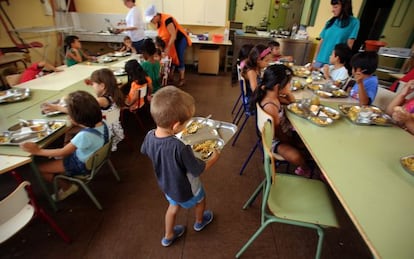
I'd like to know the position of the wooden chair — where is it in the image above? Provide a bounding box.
[0,180,71,244]
[239,102,289,176]
[236,121,339,259]
[160,56,172,87]
[53,139,120,210]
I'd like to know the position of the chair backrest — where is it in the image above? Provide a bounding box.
[236,64,242,81]
[256,102,274,136]
[261,121,277,212]
[0,181,34,243]
[342,77,356,91]
[85,139,113,178]
[373,86,397,111]
[160,56,172,86]
[6,74,22,87]
[136,85,148,109]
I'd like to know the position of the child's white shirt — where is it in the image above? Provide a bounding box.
[329,65,349,82]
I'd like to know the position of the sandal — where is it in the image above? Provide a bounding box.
[177,79,185,87]
[161,225,185,247]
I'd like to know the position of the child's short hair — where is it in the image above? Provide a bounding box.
[142,38,156,56]
[155,36,165,51]
[123,36,131,41]
[268,40,280,48]
[66,90,102,128]
[350,51,378,75]
[334,43,352,64]
[150,86,195,128]
[90,68,125,108]
[64,35,79,48]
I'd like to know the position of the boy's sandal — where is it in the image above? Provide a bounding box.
[161,225,186,247]
[177,79,185,87]
[193,210,214,231]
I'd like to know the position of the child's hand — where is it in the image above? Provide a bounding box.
[354,70,365,84]
[20,142,40,154]
[392,106,411,124]
[322,64,329,76]
[41,102,58,113]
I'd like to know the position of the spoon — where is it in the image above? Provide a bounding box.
[202,114,212,124]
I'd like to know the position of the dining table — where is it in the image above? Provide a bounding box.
[286,100,414,259]
[1,54,132,210]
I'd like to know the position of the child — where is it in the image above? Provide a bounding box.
[124,59,152,111]
[321,43,352,85]
[141,86,220,247]
[20,91,110,201]
[386,80,414,134]
[119,36,137,54]
[89,68,125,151]
[155,36,166,59]
[155,36,172,86]
[141,38,161,94]
[237,43,254,70]
[20,61,62,83]
[65,35,96,67]
[250,64,312,177]
[268,40,293,62]
[349,51,379,105]
[242,44,272,93]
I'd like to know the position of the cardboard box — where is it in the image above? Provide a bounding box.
[198,47,220,75]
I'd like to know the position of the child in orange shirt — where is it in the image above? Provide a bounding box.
[124,59,152,111]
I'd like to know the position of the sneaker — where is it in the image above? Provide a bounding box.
[177,79,185,87]
[294,167,311,178]
[161,225,186,247]
[193,210,214,232]
[51,184,79,201]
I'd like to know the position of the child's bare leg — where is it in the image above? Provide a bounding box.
[165,204,180,239]
[38,159,71,190]
[194,197,206,224]
[278,144,309,169]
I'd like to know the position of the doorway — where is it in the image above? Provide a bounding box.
[352,0,395,52]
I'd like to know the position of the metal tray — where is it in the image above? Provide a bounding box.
[290,79,305,91]
[287,103,340,126]
[314,85,348,98]
[109,52,131,57]
[0,88,31,104]
[191,138,224,161]
[401,155,414,176]
[1,119,66,145]
[338,104,394,126]
[113,68,127,76]
[177,117,237,159]
[41,98,66,117]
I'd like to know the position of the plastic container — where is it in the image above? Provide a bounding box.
[212,34,224,43]
[365,40,387,51]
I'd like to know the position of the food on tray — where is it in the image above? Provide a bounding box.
[402,156,414,171]
[182,121,204,135]
[322,107,340,120]
[332,89,348,97]
[308,84,322,91]
[30,124,44,131]
[289,103,304,115]
[293,67,311,77]
[0,135,9,143]
[309,116,330,126]
[316,90,332,98]
[50,122,64,130]
[192,140,218,154]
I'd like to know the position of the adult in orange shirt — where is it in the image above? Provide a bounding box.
[144,4,192,87]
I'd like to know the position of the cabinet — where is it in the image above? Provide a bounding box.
[162,0,184,22]
[164,0,226,26]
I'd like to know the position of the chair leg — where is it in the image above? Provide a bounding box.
[315,227,325,259]
[231,94,242,114]
[231,115,250,146]
[108,160,120,181]
[232,105,243,124]
[242,180,265,209]
[235,221,273,258]
[77,182,103,210]
[239,139,260,175]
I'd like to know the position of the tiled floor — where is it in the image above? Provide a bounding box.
[0,70,372,258]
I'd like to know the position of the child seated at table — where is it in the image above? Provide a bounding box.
[141,86,220,247]
[268,40,293,63]
[64,35,96,67]
[242,44,272,94]
[349,51,379,105]
[250,64,312,177]
[321,43,352,86]
[19,61,62,83]
[141,38,161,94]
[238,43,254,70]
[119,36,137,54]
[386,79,414,134]
[124,59,152,111]
[20,91,110,201]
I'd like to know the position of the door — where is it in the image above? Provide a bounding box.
[205,0,227,26]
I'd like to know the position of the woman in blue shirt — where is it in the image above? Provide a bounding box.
[313,0,360,68]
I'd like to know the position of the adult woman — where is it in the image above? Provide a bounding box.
[117,0,145,53]
[313,0,359,68]
[144,4,192,86]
